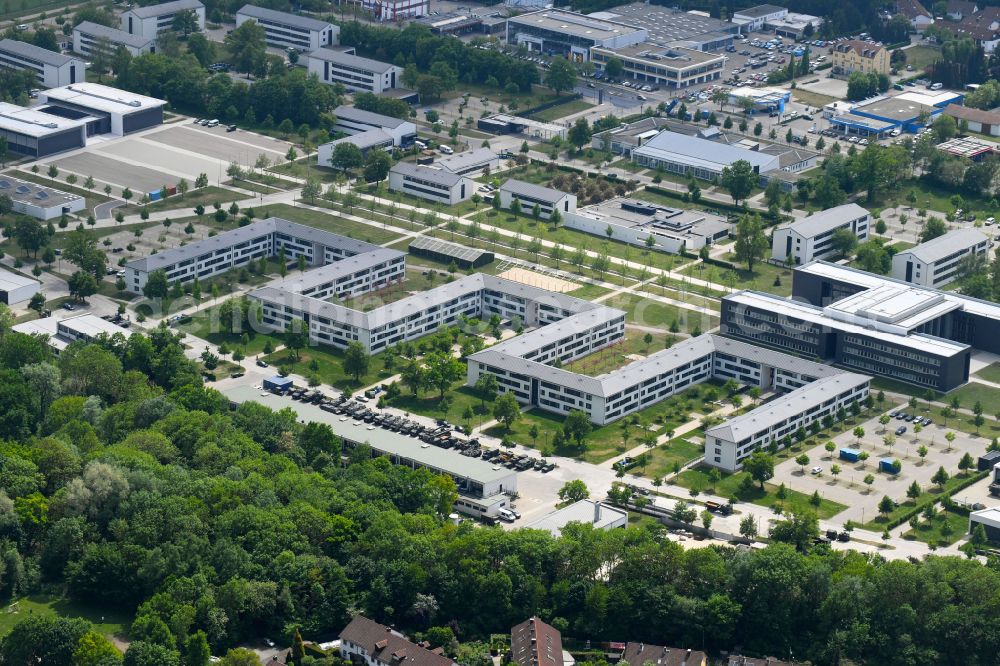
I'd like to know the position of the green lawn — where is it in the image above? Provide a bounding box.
[862,471,986,530]
[531,98,595,122]
[682,256,793,297]
[564,329,665,376]
[974,364,1000,385]
[792,89,836,108]
[602,292,719,333]
[902,507,968,547]
[568,283,612,300]
[389,385,487,428]
[904,45,941,72]
[263,343,395,390]
[948,383,1000,418]
[128,186,244,215]
[178,302,284,356]
[641,436,705,479]
[0,595,130,639]
[253,203,402,245]
[673,466,848,519]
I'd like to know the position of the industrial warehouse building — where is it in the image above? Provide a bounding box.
[632,130,780,180]
[771,203,871,264]
[437,147,500,176]
[73,21,156,57]
[0,38,86,88]
[498,179,576,219]
[592,3,740,52]
[388,162,475,205]
[943,103,1000,137]
[121,0,205,39]
[307,48,402,93]
[505,9,647,62]
[236,5,338,51]
[38,83,166,137]
[0,268,39,305]
[564,197,731,254]
[891,228,991,288]
[12,314,131,353]
[0,102,87,158]
[0,175,85,220]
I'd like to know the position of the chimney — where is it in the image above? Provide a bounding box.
[594,501,601,523]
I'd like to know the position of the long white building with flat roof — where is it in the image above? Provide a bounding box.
[0,38,86,88]
[388,162,475,205]
[39,82,166,137]
[891,228,990,288]
[771,203,871,264]
[632,130,780,180]
[506,9,647,62]
[498,179,576,219]
[0,102,87,158]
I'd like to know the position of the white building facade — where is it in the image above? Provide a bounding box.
[498,179,576,220]
[771,203,871,264]
[0,39,86,88]
[121,0,205,39]
[307,49,402,93]
[235,5,338,51]
[891,228,991,287]
[73,21,156,57]
[388,163,474,205]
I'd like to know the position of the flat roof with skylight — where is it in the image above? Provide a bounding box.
[40,82,166,115]
[0,102,87,138]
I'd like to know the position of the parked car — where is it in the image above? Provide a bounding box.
[896,426,907,435]
[256,360,269,368]
[810,466,823,475]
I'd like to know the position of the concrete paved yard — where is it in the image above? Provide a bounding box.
[48,151,177,195]
[771,409,992,525]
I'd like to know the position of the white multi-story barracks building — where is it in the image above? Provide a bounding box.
[890,228,990,288]
[124,218,399,294]
[388,162,475,205]
[73,21,157,57]
[0,39,86,88]
[121,0,205,39]
[505,9,647,62]
[307,48,402,93]
[498,179,577,220]
[771,203,871,265]
[235,5,338,51]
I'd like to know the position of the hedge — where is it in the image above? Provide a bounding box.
[877,470,988,531]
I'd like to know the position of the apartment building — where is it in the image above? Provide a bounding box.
[0,39,85,88]
[73,21,155,57]
[358,0,429,21]
[124,218,389,293]
[891,228,990,288]
[235,5,338,51]
[121,0,205,39]
[632,130,780,180]
[511,617,564,666]
[620,642,707,666]
[590,45,726,89]
[307,48,402,93]
[832,39,890,77]
[771,203,870,264]
[498,179,576,219]
[388,162,474,205]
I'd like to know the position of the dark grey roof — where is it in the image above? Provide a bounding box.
[127,0,203,18]
[308,48,397,73]
[0,38,77,67]
[236,4,333,32]
[437,147,498,173]
[777,203,869,238]
[0,175,82,208]
[409,236,491,263]
[733,4,786,18]
[897,228,989,264]
[390,162,464,187]
[335,104,410,129]
[324,129,393,151]
[74,21,154,49]
[500,178,569,204]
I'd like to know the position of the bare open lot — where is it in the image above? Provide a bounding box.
[48,151,177,194]
[146,125,290,164]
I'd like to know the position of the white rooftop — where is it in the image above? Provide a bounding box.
[777,203,869,239]
[41,82,166,114]
[0,102,87,138]
[0,268,39,292]
[525,500,627,536]
[895,228,989,264]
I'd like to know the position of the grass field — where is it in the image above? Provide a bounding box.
[263,343,393,390]
[641,436,705,479]
[0,595,130,639]
[389,385,486,428]
[948,383,1000,418]
[861,471,986,530]
[902,507,968,547]
[974,363,1000,384]
[531,99,595,122]
[178,301,283,356]
[602,292,719,333]
[254,203,402,245]
[904,45,941,72]
[564,329,662,376]
[568,283,612,300]
[136,186,243,215]
[340,268,450,310]
[673,466,848,519]
[792,89,836,108]
[681,255,793,297]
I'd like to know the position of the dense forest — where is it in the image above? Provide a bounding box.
[0,321,997,665]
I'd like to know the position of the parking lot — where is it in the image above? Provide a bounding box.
[771,407,995,526]
[41,121,297,196]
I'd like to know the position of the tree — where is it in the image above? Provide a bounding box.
[474,372,499,408]
[364,148,392,187]
[68,271,98,302]
[125,641,181,666]
[0,615,91,666]
[562,410,592,446]
[604,57,624,79]
[769,509,820,552]
[853,426,865,444]
[492,392,521,431]
[558,479,589,503]
[795,454,810,474]
[14,217,46,257]
[343,342,370,382]
[932,465,950,489]
[920,217,948,243]
[143,269,169,299]
[739,514,758,540]
[959,451,974,474]
[331,142,364,171]
[225,20,267,77]
[546,56,577,95]
[720,159,756,205]
[863,473,875,491]
[74,630,121,666]
[568,118,591,149]
[830,227,859,257]
[743,450,774,490]
[733,213,769,272]
[171,8,199,35]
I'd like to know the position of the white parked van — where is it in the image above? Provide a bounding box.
[497,508,516,523]
[439,145,454,155]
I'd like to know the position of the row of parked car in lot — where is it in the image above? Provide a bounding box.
[266,384,558,475]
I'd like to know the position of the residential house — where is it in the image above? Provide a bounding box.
[832,40,890,77]
[340,616,458,666]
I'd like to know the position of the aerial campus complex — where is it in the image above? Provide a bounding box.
[128,219,876,472]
